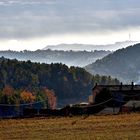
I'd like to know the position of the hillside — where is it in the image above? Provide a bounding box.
[85,43,140,83]
[0,49,110,67]
[0,57,119,106]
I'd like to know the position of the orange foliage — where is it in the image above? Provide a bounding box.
[44,88,57,109]
[3,85,14,96]
[20,91,36,103]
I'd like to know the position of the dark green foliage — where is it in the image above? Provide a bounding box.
[0,57,120,103]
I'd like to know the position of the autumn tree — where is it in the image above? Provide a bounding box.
[44,88,57,109]
[1,85,16,104]
[3,85,14,96]
[20,91,36,104]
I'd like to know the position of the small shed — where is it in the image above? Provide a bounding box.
[97,107,120,115]
[122,100,140,113]
[71,102,89,107]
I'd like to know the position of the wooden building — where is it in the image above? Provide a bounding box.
[89,82,140,107]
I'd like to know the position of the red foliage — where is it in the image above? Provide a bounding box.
[3,85,14,96]
[44,88,57,109]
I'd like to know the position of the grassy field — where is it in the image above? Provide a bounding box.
[0,114,140,140]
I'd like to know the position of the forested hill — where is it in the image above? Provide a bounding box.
[0,57,119,104]
[85,43,140,83]
[0,49,111,67]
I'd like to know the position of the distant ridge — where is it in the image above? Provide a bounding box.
[0,49,111,67]
[43,41,138,51]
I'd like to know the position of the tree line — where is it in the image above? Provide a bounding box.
[0,57,120,106]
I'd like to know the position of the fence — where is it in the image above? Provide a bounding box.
[1,92,140,118]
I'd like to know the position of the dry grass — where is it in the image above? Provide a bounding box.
[0,114,140,140]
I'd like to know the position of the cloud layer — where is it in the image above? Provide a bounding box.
[0,0,140,40]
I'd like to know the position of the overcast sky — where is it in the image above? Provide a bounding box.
[0,0,140,51]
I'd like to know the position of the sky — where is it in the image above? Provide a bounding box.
[0,0,140,51]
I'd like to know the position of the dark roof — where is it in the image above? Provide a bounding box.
[92,83,140,92]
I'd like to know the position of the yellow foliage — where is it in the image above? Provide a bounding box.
[20,91,36,103]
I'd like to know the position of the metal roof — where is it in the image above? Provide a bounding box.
[123,100,140,108]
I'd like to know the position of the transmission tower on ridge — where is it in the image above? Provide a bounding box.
[129,33,131,41]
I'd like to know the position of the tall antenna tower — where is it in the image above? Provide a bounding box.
[129,33,131,41]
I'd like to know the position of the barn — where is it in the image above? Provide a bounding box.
[89,82,140,105]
